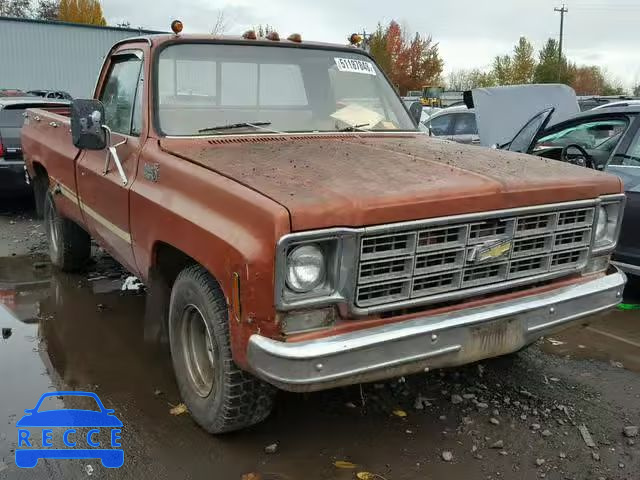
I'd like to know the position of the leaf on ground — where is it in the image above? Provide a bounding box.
[333,460,357,469]
[392,409,407,418]
[241,473,262,480]
[169,403,188,415]
[356,472,377,480]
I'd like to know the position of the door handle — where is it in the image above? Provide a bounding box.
[101,125,128,185]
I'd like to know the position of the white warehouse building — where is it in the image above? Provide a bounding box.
[0,16,162,98]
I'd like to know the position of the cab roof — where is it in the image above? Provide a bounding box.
[113,33,368,55]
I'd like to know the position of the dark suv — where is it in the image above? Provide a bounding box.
[0,97,70,199]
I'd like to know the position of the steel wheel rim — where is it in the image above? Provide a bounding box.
[47,201,59,258]
[180,304,216,398]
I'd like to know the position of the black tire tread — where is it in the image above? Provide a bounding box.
[171,264,275,433]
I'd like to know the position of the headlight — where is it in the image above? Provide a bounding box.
[595,206,608,241]
[286,245,326,293]
[592,197,625,254]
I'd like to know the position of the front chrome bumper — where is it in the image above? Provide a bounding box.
[248,269,626,392]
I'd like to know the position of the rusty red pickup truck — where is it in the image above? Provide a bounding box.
[22,29,626,433]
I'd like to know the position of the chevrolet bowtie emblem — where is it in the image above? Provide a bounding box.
[468,239,512,264]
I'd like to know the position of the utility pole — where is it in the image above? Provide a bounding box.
[554,4,568,81]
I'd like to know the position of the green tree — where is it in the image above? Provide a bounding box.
[511,37,536,84]
[368,23,391,74]
[533,38,574,84]
[633,84,640,97]
[492,55,513,85]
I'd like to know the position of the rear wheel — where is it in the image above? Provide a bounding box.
[32,173,48,219]
[44,191,91,271]
[169,264,276,433]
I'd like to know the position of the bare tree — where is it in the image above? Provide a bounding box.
[0,0,32,17]
[35,0,59,20]
[211,9,227,35]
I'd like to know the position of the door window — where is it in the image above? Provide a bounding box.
[428,114,452,136]
[452,113,477,135]
[535,119,628,152]
[610,127,640,166]
[99,53,143,135]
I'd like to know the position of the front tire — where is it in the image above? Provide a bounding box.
[44,191,91,271]
[169,265,276,433]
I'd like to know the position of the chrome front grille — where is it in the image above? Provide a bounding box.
[355,206,595,308]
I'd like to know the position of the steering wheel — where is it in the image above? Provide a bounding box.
[561,144,595,169]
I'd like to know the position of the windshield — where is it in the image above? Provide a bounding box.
[423,87,443,98]
[156,43,415,136]
[534,119,629,153]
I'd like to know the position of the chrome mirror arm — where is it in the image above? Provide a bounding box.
[101,125,128,185]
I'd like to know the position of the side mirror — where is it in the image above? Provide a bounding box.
[409,101,423,125]
[71,99,106,150]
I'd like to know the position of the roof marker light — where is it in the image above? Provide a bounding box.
[287,33,302,43]
[242,30,257,40]
[266,31,280,41]
[170,20,183,35]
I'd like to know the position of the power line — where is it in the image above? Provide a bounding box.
[555,4,568,81]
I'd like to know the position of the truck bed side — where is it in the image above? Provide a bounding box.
[22,108,85,226]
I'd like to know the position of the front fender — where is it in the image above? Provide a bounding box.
[130,141,290,367]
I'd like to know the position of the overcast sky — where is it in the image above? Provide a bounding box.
[103,0,640,88]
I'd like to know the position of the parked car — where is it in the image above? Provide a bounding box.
[0,97,70,200]
[592,100,640,111]
[508,106,640,277]
[27,90,73,100]
[468,85,640,277]
[578,96,639,112]
[0,89,31,97]
[423,105,479,144]
[22,30,625,434]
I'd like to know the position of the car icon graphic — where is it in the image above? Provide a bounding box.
[15,391,124,468]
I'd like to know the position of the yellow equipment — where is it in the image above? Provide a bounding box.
[421,86,445,107]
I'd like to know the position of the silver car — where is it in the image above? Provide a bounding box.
[423,105,479,144]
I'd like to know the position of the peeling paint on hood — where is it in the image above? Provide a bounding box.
[160,134,621,231]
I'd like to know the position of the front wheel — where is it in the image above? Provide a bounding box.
[168,265,276,433]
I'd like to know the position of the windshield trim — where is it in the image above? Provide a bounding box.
[164,130,423,140]
[151,39,415,137]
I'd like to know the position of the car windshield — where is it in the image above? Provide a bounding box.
[156,43,415,136]
[534,119,629,153]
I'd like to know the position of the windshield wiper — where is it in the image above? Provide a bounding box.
[338,123,370,132]
[198,121,273,134]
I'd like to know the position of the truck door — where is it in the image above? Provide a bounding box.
[76,48,146,275]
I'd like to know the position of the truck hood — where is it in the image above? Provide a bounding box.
[468,84,580,147]
[160,134,621,231]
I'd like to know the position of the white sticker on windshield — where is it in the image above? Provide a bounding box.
[334,57,377,76]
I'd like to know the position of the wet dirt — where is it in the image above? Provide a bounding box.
[1,209,639,480]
